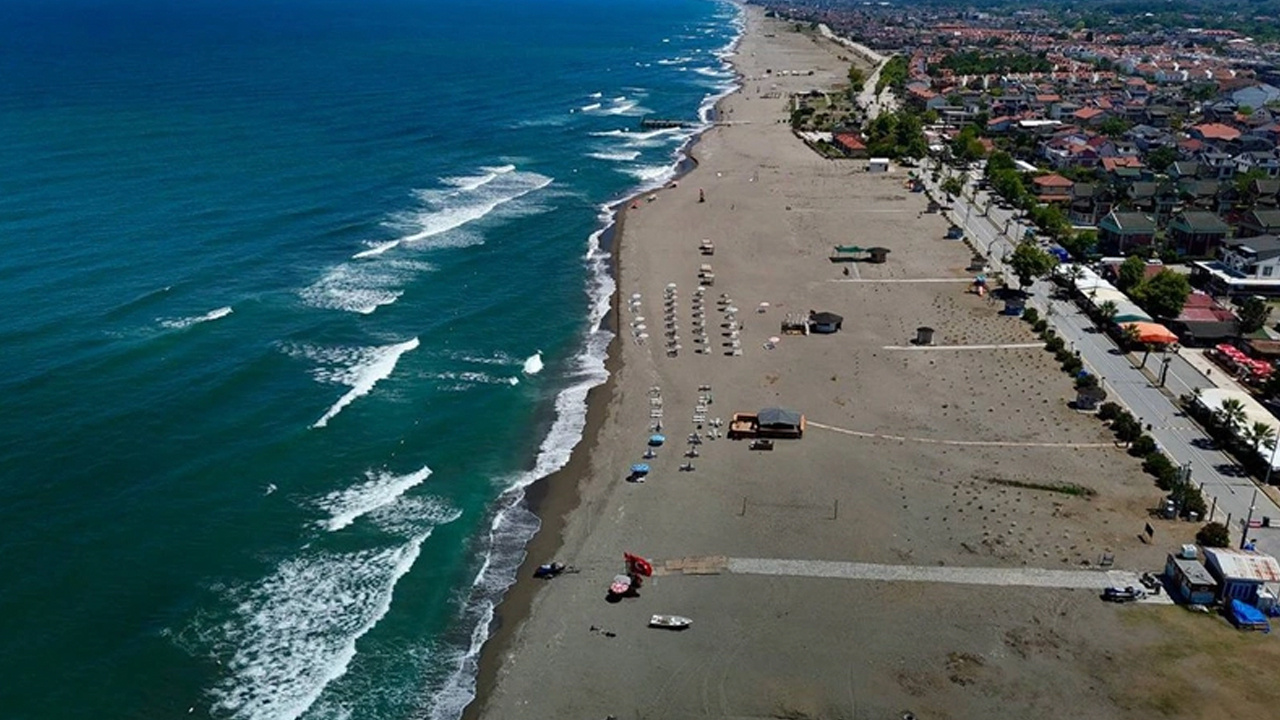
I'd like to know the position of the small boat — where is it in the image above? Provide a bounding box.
[649,614,692,630]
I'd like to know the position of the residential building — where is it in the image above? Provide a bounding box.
[1236,209,1280,237]
[1097,210,1157,254]
[1168,211,1231,256]
[1031,173,1073,202]
[1192,235,1280,296]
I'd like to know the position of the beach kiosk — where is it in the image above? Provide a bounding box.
[1164,554,1218,605]
[808,311,843,334]
[1203,547,1280,603]
[868,158,890,173]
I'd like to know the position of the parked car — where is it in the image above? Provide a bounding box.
[1102,586,1146,603]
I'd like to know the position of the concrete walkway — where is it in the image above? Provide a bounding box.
[881,343,1044,351]
[807,420,1115,448]
[727,557,1160,596]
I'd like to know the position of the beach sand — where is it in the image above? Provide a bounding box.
[465,7,1203,720]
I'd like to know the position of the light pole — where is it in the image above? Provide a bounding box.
[1241,487,1260,549]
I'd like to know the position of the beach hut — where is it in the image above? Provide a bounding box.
[1203,547,1280,603]
[1164,554,1218,605]
[757,407,805,438]
[867,158,890,173]
[808,311,843,334]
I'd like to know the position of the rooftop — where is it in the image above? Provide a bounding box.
[1204,547,1280,583]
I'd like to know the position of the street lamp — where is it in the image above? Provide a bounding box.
[1242,487,1260,549]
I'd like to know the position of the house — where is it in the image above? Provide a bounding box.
[1236,209,1280,238]
[1236,150,1280,178]
[1164,554,1218,605]
[867,158,890,173]
[1031,173,1073,202]
[1097,211,1157,254]
[1199,151,1238,180]
[1190,122,1243,148]
[1168,211,1230,257]
[1192,235,1280,296]
[832,132,867,158]
[1166,292,1238,345]
[1202,548,1280,604]
[1068,183,1113,226]
[1072,106,1107,126]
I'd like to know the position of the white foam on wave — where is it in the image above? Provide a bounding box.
[431,370,520,388]
[579,102,602,112]
[390,169,553,247]
[623,163,678,185]
[657,55,694,65]
[317,466,433,532]
[587,149,642,162]
[588,91,602,99]
[352,240,400,259]
[300,261,434,315]
[521,351,543,375]
[206,534,429,720]
[307,337,420,429]
[442,165,515,193]
[159,306,233,329]
[425,204,616,720]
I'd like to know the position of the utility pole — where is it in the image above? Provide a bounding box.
[1241,487,1259,549]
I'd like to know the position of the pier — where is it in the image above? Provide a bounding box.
[640,117,694,130]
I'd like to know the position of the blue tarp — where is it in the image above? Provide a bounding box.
[1048,246,1070,262]
[1230,599,1271,632]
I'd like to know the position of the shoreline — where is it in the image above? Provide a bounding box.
[458,14,744,717]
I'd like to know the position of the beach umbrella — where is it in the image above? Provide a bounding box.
[631,293,642,300]
[638,333,649,339]
[624,553,654,577]
[649,434,666,446]
[726,306,738,313]
[630,463,650,474]
[666,282,678,289]
[697,286,707,292]
[633,316,645,322]
[769,336,781,343]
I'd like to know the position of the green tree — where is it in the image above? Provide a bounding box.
[1099,116,1130,138]
[1218,397,1247,435]
[1117,255,1146,292]
[1238,296,1271,335]
[1196,522,1231,548]
[847,64,867,91]
[1060,229,1097,260]
[1134,269,1191,319]
[1098,300,1119,328]
[986,151,1016,176]
[1243,421,1277,462]
[940,176,964,197]
[1007,241,1057,290]
[1147,146,1177,173]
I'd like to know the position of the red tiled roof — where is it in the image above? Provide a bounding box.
[1074,107,1106,119]
[1102,157,1144,171]
[1033,173,1074,188]
[833,133,865,150]
[1193,123,1242,141]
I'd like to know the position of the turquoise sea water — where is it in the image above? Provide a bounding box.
[0,1,740,718]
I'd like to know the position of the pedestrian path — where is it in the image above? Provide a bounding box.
[882,343,1043,351]
[808,420,1114,449]
[727,557,1165,598]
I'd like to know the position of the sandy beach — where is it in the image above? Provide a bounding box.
[462,6,1231,720]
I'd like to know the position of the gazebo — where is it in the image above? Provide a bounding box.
[809,311,844,334]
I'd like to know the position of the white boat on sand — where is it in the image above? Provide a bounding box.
[649,614,692,630]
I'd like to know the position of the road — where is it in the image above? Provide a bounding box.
[817,23,896,120]
[921,167,1280,557]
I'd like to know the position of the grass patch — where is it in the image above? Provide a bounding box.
[982,476,1097,498]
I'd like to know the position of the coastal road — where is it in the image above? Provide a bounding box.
[924,169,1280,556]
[817,23,894,120]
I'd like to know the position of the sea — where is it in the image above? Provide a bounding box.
[0,0,741,718]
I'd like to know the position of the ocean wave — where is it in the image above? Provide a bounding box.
[389,168,553,247]
[431,370,520,388]
[206,535,430,720]
[623,163,678,185]
[578,102,602,112]
[587,149,642,162]
[300,263,411,315]
[316,466,433,532]
[448,350,521,366]
[657,56,694,65]
[442,164,516,193]
[307,337,420,429]
[521,351,543,375]
[158,306,233,329]
[425,199,616,720]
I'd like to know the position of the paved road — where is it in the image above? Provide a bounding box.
[923,168,1280,556]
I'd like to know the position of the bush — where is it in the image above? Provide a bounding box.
[1075,373,1099,390]
[1116,418,1145,445]
[1143,451,1174,476]
[1196,522,1231,548]
[1033,319,1049,334]
[1061,356,1083,375]
[1129,434,1158,456]
[1022,307,1040,324]
[1098,402,1122,421]
[1172,482,1208,519]
[1046,336,1066,353]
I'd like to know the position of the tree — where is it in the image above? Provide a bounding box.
[1098,300,1119,328]
[1117,255,1147,292]
[1196,522,1231,548]
[1134,269,1191,319]
[941,176,964,197]
[1147,146,1178,173]
[1007,241,1056,290]
[1060,230,1097,260]
[847,64,867,91]
[1238,295,1272,335]
[1218,397,1247,435]
[1120,322,1141,348]
[986,151,1016,176]
[1099,116,1130,138]
[1243,421,1277,461]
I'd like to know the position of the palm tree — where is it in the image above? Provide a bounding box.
[1244,421,1277,463]
[1218,397,1247,437]
[1098,300,1118,329]
[1120,322,1141,349]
